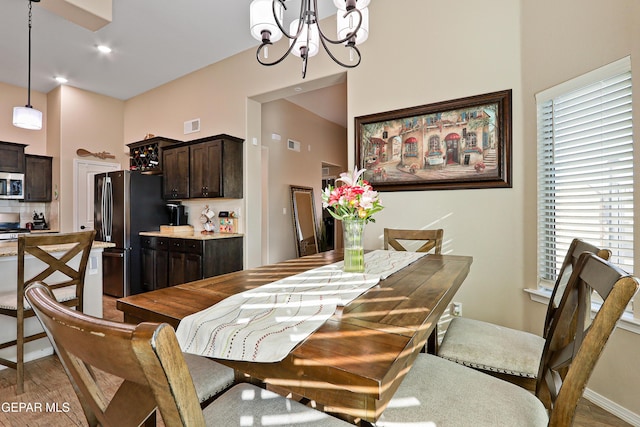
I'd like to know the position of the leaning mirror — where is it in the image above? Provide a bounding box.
[290,186,319,257]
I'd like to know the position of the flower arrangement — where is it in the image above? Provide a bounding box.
[322,167,384,223]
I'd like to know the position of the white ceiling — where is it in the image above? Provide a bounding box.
[1,0,346,127]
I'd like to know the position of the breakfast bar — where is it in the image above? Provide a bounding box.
[0,239,114,365]
[117,250,473,423]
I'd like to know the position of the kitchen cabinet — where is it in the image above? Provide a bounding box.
[162,134,243,200]
[189,135,243,199]
[140,235,243,291]
[127,136,182,174]
[24,155,52,202]
[162,145,190,199]
[0,141,26,173]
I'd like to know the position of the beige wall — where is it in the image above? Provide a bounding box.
[521,0,640,415]
[0,0,638,417]
[261,99,347,264]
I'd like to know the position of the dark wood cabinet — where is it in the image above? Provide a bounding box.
[24,155,52,202]
[141,235,243,291]
[127,136,182,174]
[189,136,243,198]
[162,134,243,200]
[0,141,26,173]
[162,145,190,199]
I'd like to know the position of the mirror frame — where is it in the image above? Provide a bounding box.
[290,185,319,258]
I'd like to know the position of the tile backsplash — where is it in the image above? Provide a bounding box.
[0,200,57,230]
[179,199,243,233]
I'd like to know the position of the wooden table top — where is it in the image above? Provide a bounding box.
[117,250,473,422]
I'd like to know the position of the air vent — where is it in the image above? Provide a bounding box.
[322,167,330,176]
[287,139,301,152]
[184,118,201,135]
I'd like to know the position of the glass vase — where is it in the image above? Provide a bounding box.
[342,218,365,273]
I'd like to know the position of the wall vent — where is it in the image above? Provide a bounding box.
[287,139,301,152]
[322,167,330,176]
[184,118,201,135]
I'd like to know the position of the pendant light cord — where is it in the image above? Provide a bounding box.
[26,0,33,108]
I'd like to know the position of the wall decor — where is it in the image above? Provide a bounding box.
[355,89,512,191]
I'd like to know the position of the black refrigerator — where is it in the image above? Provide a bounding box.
[94,170,167,297]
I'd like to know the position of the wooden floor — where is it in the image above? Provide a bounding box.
[0,295,633,426]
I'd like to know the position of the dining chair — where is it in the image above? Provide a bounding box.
[377,252,638,426]
[0,230,96,394]
[437,238,610,390]
[25,283,352,427]
[383,228,444,254]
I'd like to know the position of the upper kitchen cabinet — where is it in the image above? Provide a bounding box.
[24,155,52,202]
[127,136,182,175]
[189,135,243,199]
[163,134,244,200]
[0,141,27,173]
[162,145,190,200]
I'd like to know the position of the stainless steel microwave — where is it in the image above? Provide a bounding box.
[0,172,24,199]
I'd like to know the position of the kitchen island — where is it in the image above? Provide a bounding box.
[0,239,114,366]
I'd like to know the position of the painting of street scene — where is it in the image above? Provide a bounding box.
[356,90,512,191]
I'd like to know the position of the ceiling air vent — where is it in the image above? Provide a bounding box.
[184,118,201,135]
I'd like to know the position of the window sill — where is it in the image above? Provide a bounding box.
[524,288,640,335]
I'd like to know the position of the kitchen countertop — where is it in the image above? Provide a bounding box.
[139,230,243,240]
[0,240,115,257]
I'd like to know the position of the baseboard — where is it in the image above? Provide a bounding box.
[584,388,640,426]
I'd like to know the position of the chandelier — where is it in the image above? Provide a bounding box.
[250,0,370,79]
[13,0,43,130]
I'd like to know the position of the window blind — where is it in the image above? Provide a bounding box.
[536,57,633,283]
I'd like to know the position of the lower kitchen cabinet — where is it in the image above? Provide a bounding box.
[141,235,243,291]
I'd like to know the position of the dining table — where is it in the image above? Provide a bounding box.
[117,249,473,423]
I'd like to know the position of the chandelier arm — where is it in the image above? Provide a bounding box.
[272,0,306,41]
[314,0,363,45]
[256,40,298,67]
[319,36,361,69]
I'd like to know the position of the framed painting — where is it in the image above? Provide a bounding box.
[355,89,512,191]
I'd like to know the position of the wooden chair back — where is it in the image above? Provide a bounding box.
[537,253,638,426]
[0,230,95,394]
[543,238,611,338]
[25,283,206,427]
[383,228,444,254]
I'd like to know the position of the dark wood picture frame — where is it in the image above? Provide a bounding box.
[355,89,512,191]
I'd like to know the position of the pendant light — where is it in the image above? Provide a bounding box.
[250,0,370,79]
[13,0,43,131]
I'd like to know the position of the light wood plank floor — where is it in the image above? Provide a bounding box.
[0,295,633,426]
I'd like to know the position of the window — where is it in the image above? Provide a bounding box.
[536,56,635,318]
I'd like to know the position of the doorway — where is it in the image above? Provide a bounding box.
[73,159,120,232]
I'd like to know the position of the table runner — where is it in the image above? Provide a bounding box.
[176,250,426,362]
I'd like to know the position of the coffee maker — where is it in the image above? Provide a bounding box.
[166,202,188,226]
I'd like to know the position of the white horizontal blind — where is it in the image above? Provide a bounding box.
[537,58,634,286]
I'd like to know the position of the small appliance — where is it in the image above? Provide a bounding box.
[166,202,188,226]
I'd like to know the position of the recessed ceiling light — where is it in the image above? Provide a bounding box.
[97,45,112,54]
[55,76,68,84]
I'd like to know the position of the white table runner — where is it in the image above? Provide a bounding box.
[176,250,426,362]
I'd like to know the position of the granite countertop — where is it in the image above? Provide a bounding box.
[0,240,115,258]
[139,230,243,241]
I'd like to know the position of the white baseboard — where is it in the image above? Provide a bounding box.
[584,388,640,426]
